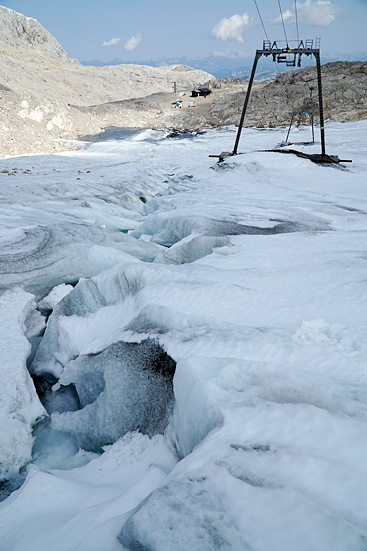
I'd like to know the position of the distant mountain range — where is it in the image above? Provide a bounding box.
[82,52,367,79]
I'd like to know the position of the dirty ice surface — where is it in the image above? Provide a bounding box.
[0,122,367,551]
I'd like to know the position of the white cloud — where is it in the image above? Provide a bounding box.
[101,37,121,47]
[274,0,340,27]
[211,13,251,43]
[124,33,143,51]
[297,0,340,27]
[274,9,295,24]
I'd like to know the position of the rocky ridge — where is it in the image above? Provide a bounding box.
[209,61,367,128]
[0,6,70,62]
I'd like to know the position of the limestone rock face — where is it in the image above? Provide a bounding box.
[0,6,70,62]
[210,61,367,128]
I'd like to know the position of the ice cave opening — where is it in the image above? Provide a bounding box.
[29,338,177,467]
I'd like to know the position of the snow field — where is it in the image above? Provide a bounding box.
[0,122,367,549]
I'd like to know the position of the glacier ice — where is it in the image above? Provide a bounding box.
[31,423,80,470]
[1,121,367,549]
[32,371,80,414]
[0,289,45,480]
[154,234,230,264]
[30,262,195,378]
[51,339,176,450]
[118,478,251,551]
[0,432,176,551]
[38,283,74,311]
[0,222,160,299]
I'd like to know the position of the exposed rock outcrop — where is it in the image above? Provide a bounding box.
[0,6,70,62]
[210,61,367,128]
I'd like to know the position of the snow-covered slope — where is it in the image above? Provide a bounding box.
[0,122,367,550]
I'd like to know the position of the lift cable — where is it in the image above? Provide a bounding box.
[277,0,289,46]
[294,0,300,43]
[253,0,282,76]
[253,0,270,42]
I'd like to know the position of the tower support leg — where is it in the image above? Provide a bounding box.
[314,52,326,156]
[232,52,261,155]
[285,113,295,143]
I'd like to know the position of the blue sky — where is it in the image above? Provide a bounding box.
[1,0,366,61]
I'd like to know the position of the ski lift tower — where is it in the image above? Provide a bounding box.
[283,85,316,145]
[211,39,351,164]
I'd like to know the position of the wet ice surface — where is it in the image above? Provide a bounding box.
[1,122,367,550]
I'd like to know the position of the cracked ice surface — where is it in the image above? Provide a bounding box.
[1,123,367,550]
[0,289,46,477]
